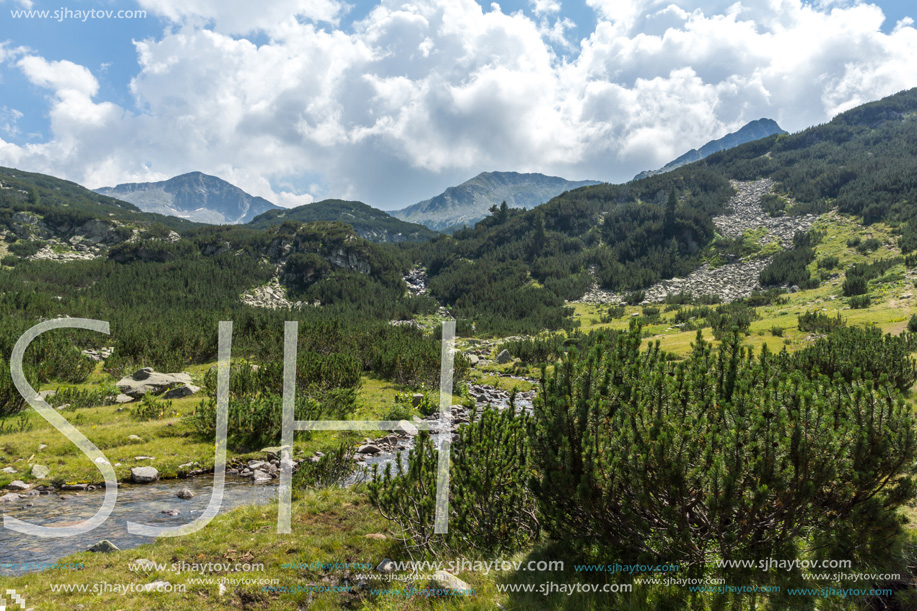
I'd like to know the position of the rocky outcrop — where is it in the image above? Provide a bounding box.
[404,267,427,296]
[117,368,196,399]
[241,279,313,310]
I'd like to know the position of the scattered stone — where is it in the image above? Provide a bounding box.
[252,470,272,484]
[144,580,172,592]
[115,394,134,404]
[127,435,143,442]
[176,488,195,500]
[1,467,17,474]
[376,558,396,573]
[130,467,160,484]
[357,445,382,455]
[394,420,418,436]
[30,464,50,480]
[7,480,29,491]
[411,393,424,408]
[430,570,471,593]
[161,509,180,516]
[60,483,88,491]
[364,533,387,540]
[0,493,20,503]
[466,354,479,366]
[496,349,512,364]
[38,443,48,451]
[576,180,818,305]
[134,456,155,461]
[88,540,120,553]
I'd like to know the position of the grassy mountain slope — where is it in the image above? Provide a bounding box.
[0,166,198,231]
[416,87,917,334]
[248,199,438,243]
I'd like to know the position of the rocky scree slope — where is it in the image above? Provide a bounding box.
[578,179,818,304]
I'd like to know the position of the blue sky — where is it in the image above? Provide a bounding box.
[1,0,916,209]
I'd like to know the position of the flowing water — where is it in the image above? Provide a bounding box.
[0,380,536,576]
[0,475,277,577]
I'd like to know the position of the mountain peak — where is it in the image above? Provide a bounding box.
[633,119,786,181]
[95,172,279,225]
[393,171,601,232]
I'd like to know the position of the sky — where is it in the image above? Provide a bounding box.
[0,0,916,211]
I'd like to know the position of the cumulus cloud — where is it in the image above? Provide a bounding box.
[0,0,916,210]
[135,0,347,34]
[18,56,100,96]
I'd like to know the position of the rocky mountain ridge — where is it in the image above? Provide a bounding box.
[96,172,279,225]
[633,119,786,181]
[393,171,601,231]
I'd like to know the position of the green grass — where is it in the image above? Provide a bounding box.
[570,213,916,358]
[0,373,465,491]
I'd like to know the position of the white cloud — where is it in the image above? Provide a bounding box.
[530,0,561,15]
[1,0,917,210]
[18,56,99,96]
[0,106,22,136]
[135,0,347,34]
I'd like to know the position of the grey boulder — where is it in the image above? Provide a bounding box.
[130,467,160,484]
[117,368,194,399]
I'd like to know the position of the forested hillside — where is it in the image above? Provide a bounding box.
[248,199,438,243]
[416,87,917,335]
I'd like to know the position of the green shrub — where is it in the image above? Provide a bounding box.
[908,315,917,334]
[8,240,43,258]
[849,295,871,309]
[788,325,917,392]
[797,310,846,333]
[47,384,118,409]
[856,237,881,254]
[132,392,173,421]
[189,393,321,448]
[294,442,359,489]
[529,323,917,568]
[368,405,536,556]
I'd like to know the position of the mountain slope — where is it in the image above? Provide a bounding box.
[417,87,917,333]
[393,171,601,232]
[248,199,437,243]
[0,165,197,231]
[633,118,786,181]
[96,172,280,224]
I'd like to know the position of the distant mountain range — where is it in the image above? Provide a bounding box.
[96,172,280,224]
[633,118,786,181]
[248,199,437,243]
[392,171,601,232]
[90,121,783,238]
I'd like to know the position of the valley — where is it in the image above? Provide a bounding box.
[1,89,917,610]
